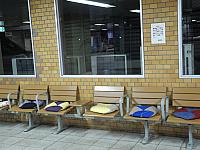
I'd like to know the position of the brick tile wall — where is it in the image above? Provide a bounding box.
[0,0,199,137]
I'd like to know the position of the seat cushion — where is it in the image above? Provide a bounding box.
[44,102,69,112]
[173,108,200,120]
[90,103,118,114]
[129,105,158,118]
[19,102,36,109]
[0,101,9,108]
[19,100,45,109]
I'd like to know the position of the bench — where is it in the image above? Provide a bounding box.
[10,85,48,132]
[167,88,200,150]
[37,85,85,133]
[0,85,19,111]
[83,86,125,119]
[124,87,167,144]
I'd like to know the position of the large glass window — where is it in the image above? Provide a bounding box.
[0,0,35,76]
[180,0,200,77]
[56,0,143,77]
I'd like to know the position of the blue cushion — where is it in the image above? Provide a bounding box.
[173,108,200,120]
[129,105,158,118]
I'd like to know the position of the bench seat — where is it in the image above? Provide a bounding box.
[167,115,200,125]
[83,110,119,118]
[124,113,161,122]
[38,107,74,115]
[0,106,9,111]
[11,105,36,113]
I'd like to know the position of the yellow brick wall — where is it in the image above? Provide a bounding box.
[0,0,200,137]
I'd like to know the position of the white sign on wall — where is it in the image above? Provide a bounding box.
[151,23,166,44]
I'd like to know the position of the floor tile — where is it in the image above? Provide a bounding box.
[133,143,158,150]
[4,145,27,150]
[75,137,98,145]
[2,137,24,146]
[59,135,81,143]
[159,137,184,147]
[112,140,137,150]
[45,141,72,150]
[102,131,124,140]
[88,146,109,150]
[65,144,90,150]
[157,145,181,150]
[93,139,118,148]
[120,133,142,142]
[43,133,65,142]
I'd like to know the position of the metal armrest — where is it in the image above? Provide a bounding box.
[7,91,19,110]
[119,94,129,117]
[165,96,169,118]
[161,96,166,122]
[35,92,48,111]
[125,95,130,114]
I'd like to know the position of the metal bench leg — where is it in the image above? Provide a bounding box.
[56,115,64,134]
[142,121,149,144]
[187,125,193,150]
[24,113,38,132]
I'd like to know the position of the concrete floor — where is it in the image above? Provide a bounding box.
[0,122,199,150]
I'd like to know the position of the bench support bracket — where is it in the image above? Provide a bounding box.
[187,125,193,150]
[56,115,64,134]
[142,121,149,144]
[24,113,38,132]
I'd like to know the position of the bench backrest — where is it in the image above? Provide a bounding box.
[94,86,124,104]
[173,88,200,107]
[0,85,19,99]
[21,85,48,100]
[49,86,77,102]
[132,87,167,105]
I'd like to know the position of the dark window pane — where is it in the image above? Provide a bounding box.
[182,0,200,75]
[0,0,35,75]
[57,0,143,75]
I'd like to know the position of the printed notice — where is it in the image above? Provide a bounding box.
[151,23,166,44]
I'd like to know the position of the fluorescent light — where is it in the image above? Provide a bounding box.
[129,9,140,13]
[23,21,30,24]
[101,28,108,31]
[192,20,197,22]
[67,0,116,8]
[94,23,105,26]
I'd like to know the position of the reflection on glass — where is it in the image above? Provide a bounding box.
[0,0,34,75]
[182,0,200,75]
[57,0,142,75]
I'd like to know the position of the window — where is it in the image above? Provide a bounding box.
[179,0,200,77]
[0,0,35,77]
[56,0,144,77]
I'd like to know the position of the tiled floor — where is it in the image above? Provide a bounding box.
[0,122,199,150]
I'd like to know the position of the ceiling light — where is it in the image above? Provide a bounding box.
[67,0,116,8]
[101,28,108,31]
[94,24,105,26]
[129,9,140,13]
[192,20,197,22]
[23,21,30,24]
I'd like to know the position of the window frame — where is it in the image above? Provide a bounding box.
[0,0,37,78]
[54,0,144,78]
[178,0,200,78]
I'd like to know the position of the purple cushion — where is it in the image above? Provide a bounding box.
[19,102,36,109]
[45,106,62,112]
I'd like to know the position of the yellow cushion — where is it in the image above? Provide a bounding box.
[44,102,57,109]
[90,103,118,114]
[44,102,69,110]
[59,102,70,110]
